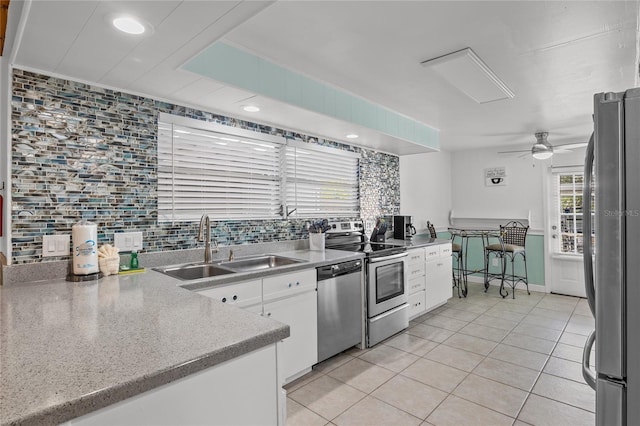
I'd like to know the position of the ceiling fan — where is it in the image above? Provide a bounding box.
[498,132,588,159]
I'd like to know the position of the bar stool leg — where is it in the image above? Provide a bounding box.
[499,252,509,298]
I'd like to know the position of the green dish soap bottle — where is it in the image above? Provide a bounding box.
[130,251,139,269]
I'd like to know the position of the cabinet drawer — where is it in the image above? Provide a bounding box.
[263,269,316,301]
[197,279,262,308]
[408,290,426,318]
[408,275,426,293]
[408,262,426,279]
[407,248,425,265]
[439,243,452,257]
[425,246,440,259]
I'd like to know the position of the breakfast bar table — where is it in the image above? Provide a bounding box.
[448,227,506,296]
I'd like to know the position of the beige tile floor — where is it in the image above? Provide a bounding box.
[285,282,596,426]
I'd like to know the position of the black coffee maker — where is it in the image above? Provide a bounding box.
[393,215,416,240]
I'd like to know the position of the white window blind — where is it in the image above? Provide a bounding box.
[157,116,284,222]
[285,141,360,217]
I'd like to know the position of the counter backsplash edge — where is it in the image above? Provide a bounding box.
[1,240,308,287]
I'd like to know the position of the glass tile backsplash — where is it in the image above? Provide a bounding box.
[10,69,400,264]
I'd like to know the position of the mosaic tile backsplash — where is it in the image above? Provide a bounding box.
[10,69,400,264]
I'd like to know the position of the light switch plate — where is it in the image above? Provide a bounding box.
[114,232,143,252]
[42,235,70,257]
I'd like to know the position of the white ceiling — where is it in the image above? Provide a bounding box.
[8,0,640,154]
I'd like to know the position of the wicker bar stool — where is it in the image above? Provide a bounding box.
[484,221,530,298]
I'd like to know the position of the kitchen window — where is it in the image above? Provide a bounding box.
[157,114,360,222]
[284,141,360,218]
[157,114,285,222]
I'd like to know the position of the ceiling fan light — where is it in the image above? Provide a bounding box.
[531,131,554,159]
[532,143,553,159]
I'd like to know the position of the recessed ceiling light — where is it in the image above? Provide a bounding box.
[346,134,359,139]
[113,16,146,35]
[242,105,260,112]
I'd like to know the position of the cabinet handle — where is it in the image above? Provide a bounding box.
[221,297,227,303]
[233,295,238,301]
[296,282,300,286]
[288,283,292,288]
[267,312,271,317]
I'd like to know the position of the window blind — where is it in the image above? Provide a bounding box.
[158,120,283,222]
[285,141,360,217]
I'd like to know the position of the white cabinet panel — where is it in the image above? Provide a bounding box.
[263,290,317,382]
[425,244,453,312]
[67,345,279,426]
[197,279,262,309]
[408,290,426,318]
[263,269,316,301]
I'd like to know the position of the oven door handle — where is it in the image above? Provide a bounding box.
[368,252,408,263]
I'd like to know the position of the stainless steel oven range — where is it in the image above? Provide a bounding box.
[326,221,409,347]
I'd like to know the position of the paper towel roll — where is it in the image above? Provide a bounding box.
[72,220,99,275]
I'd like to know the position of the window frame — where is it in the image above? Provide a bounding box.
[553,168,590,255]
[157,113,286,223]
[157,114,361,223]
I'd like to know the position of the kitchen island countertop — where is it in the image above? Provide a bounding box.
[0,248,363,426]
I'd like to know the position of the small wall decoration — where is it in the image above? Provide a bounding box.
[485,167,507,186]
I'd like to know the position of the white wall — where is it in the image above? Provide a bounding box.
[450,148,546,231]
[450,146,587,232]
[399,151,452,232]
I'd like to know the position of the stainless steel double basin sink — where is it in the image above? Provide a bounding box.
[155,255,305,281]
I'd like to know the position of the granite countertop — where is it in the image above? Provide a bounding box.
[386,234,451,248]
[0,248,363,426]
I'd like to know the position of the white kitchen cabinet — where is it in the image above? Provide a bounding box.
[263,269,317,382]
[425,242,453,311]
[196,279,262,310]
[406,248,427,319]
[262,270,316,302]
[263,289,317,382]
[408,289,427,318]
[198,269,318,384]
[66,344,281,426]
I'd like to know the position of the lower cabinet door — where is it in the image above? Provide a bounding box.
[426,254,453,311]
[263,290,318,382]
[408,290,426,319]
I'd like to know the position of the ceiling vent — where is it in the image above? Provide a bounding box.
[421,47,514,104]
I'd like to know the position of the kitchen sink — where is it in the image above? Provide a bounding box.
[156,263,235,281]
[220,255,304,272]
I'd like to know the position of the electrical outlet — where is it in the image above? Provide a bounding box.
[42,235,70,257]
[492,258,500,267]
[114,232,143,252]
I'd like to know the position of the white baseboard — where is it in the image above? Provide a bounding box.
[465,275,547,293]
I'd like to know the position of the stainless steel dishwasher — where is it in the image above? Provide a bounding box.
[316,259,363,363]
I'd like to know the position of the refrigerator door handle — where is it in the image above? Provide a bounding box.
[582,329,597,390]
[583,132,596,317]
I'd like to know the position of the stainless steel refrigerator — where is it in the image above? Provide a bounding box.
[583,88,640,426]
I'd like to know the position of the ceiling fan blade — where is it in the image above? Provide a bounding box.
[555,142,588,150]
[497,149,529,154]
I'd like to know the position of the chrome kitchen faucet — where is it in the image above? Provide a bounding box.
[197,214,219,263]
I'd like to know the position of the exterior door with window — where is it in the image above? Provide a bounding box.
[546,168,588,297]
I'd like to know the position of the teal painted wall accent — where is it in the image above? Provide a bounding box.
[183,42,440,150]
[436,232,545,288]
